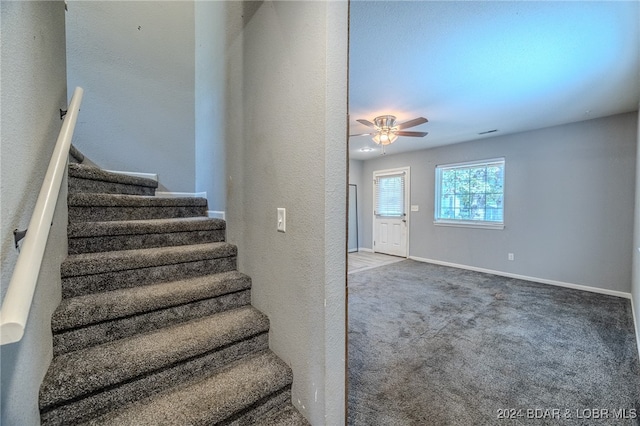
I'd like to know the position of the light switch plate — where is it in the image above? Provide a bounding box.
[277,208,286,233]
[411,205,419,212]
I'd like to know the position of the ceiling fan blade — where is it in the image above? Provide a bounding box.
[356,119,376,128]
[349,133,375,137]
[396,117,428,130]
[395,131,429,137]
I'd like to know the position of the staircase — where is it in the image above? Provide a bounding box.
[39,152,309,425]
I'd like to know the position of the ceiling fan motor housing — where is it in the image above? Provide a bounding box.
[374,115,398,130]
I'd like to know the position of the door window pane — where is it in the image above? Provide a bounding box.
[376,174,405,217]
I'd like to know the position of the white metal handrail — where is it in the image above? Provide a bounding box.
[0,87,84,345]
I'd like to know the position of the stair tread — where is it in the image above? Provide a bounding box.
[44,165,299,424]
[40,306,270,409]
[69,163,158,189]
[85,351,292,426]
[68,217,224,238]
[68,193,207,207]
[52,271,251,331]
[61,242,236,278]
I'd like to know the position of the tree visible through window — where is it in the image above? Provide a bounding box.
[435,158,504,227]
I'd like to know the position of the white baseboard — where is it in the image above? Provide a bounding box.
[104,170,158,181]
[207,211,225,220]
[408,256,632,300]
[358,247,373,253]
[155,191,207,198]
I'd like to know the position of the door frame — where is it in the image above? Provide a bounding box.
[372,166,410,257]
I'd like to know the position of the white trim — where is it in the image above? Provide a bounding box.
[155,191,207,198]
[104,170,158,181]
[408,256,632,299]
[207,210,226,220]
[435,156,505,170]
[371,167,409,177]
[434,220,505,230]
[358,247,374,253]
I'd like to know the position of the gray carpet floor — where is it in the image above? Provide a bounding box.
[348,260,640,425]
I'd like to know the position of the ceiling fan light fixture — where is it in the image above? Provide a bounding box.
[372,129,397,145]
[355,114,427,148]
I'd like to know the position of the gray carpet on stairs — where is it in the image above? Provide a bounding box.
[41,307,270,408]
[60,243,238,298]
[53,271,252,330]
[348,260,640,426]
[68,193,208,222]
[67,217,226,254]
[61,242,237,277]
[39,162,310,425]
[69,163,158,196]
[83,351,294,426]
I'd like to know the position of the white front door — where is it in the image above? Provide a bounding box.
[373,167,409,257]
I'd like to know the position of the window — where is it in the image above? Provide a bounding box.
[375,173,404,217]
[435,158,505,229]
[375,173,405,217]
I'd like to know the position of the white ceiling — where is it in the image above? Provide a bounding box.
[349,1,640,160]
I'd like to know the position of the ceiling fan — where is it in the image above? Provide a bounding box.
[351,115,428,154]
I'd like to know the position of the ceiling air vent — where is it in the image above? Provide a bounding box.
[478,129,498,135]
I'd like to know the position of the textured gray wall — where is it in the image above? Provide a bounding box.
[65,1,196,192]
[359,113,637,293]
[195,1,226,213]
[0,2,68,424]
[225,2,347,423]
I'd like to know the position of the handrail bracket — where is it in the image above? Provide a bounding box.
[13,229,27,251]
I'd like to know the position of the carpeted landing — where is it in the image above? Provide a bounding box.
[348,260,640,425]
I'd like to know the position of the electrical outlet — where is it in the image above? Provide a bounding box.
[277,208,286,233]
[411,205,419,212]
[508,253,514,261]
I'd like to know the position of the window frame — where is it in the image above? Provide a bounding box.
[434,157,505,230]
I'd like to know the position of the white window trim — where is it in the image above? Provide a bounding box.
[434,157,505,230]
[433,219,505,230]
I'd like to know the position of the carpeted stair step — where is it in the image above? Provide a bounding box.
[39,306,270,426]
[80,350,296,426]
[68,193,207,222]
[61,242,237,298]
[52,271,252,355]
[68,216,225,254]
[69,163,158,196]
